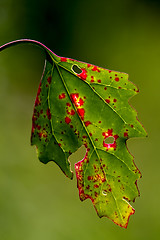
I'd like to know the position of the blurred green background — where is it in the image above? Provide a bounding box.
[0,0,159,239]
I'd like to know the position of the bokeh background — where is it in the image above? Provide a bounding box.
[0,0,159,239]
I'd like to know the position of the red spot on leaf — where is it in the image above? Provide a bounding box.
[31,125,35,134]
[113,99,117,102]
[85,121,91,127]
[108,187,112,192]
[60,57,67,62]
[95,192,98,197]
[38,131,47,138]
[39,132,42,138]
[124,132,128,138]
[35,96,40,106]
[115,77,119,82]
[78,98,84,106]
[92,66,100,72]
[65,116,71,124]
[70,93,84,107]
[103,129,119,151]
[34,83,41,107]
[88,176,92,180]
[66,102,71,107]
[83,135,87,139]
[77,108,85,120]
[70,93,79,104]
[91,76,94,82]
[98,79,101,83]
[78,68,87,80]
[47,76,52,84]
[75,151,94,201]
[114,134,119,140]
[37,125,41,130]
[84,143,88,148]
[46,108,51,120]
[69,109,75,115]
[59,93,66,99]
[105,99,110,104]
[37,82,41,96]
[107,129,113,135]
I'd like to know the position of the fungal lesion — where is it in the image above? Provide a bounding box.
[102,129,119,151]
[104,136,115,144]
[71,64,82,74]
[102,190,107,195]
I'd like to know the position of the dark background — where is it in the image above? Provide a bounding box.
[0,0,159,239]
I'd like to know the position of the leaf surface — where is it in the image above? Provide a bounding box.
[0,40,147,228]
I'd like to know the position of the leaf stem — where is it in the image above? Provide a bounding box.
[0,39,57,57]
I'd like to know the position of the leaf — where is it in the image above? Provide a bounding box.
[0,39,147,228]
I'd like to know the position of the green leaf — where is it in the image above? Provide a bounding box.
[0,40,147,228]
